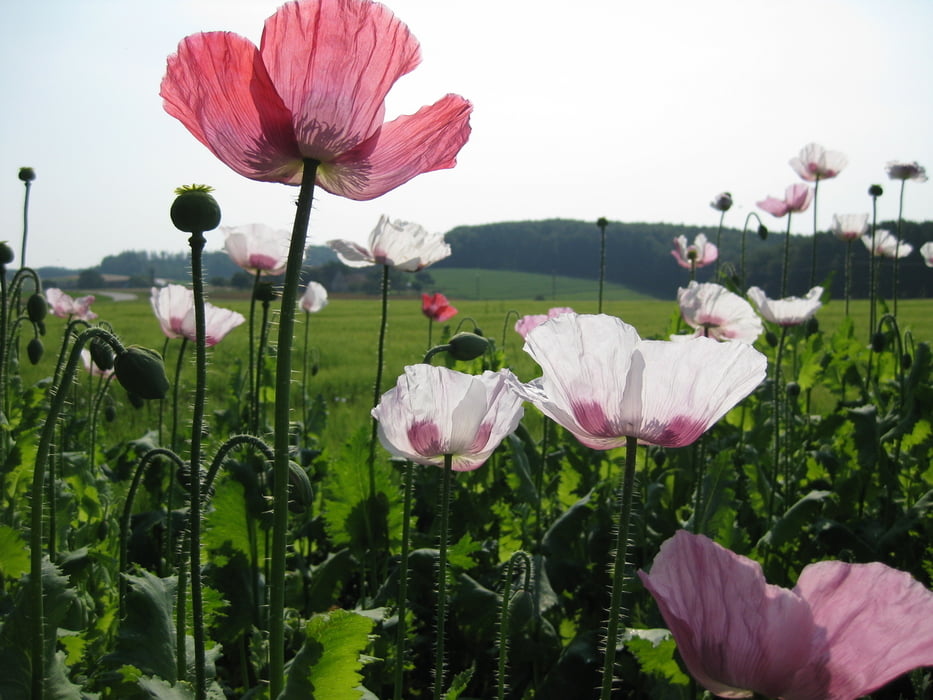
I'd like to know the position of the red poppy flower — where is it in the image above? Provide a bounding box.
[422,292,458,323]
[161,0,472,200]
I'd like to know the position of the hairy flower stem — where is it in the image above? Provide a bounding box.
[809,177,821,288]
[255,296,272,428]
[597,218,607,313]
[893,180,906,316]
[768,327,788,522]
[30,326,125,700]
[166,338,188,571]
[394,459,415,700]
[714,210,726,278]
[780,213,794,298]
[844,239,853,317]
[269,158,319,698]
[600,435,638,700]
[248,269,261,433]
[21,177,32,266]
[188,229,209,700]
[869,192,880,342]
[434,454,454,700]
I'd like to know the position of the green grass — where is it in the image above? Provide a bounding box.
[426,267,656,301]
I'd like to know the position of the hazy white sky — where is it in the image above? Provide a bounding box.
[2,0,932,270]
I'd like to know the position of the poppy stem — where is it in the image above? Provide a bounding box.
[600,435,638,700]
[434,453,454,700]
[781,213,793,298]
[269,158,319,699]
[868,191,881,342]
[596,217,608,313]
[394,459,415,700]
[893,179,906,316]
[809,177,820,288]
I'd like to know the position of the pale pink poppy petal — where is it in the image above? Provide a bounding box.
[677,282,762,343]
[747,286,823,326]
[326,238,377,268]
[830,213,869,242]
[180,304,245,347]
[318,95,473,200]
[150,285,193,339]
[786,561,933,700]
[259,0,421,162]
[638,532,814,698]
[921,241,933,267]
[299,281,329,312]
[621,337,766,447]
[785,183,814,212]
[757,196,789,218]
[789,143,847,182]
[161,32,301,183]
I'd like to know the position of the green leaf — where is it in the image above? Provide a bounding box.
[756,490,832,551]
[447,533,481,571]
[284,609,375,699]
[624,628,689,686]
[444,666,474,699]
[203,478,264,562]
[0,524,29,579]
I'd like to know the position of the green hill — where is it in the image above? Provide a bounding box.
[426,267,655,301]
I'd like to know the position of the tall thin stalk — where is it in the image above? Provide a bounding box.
[780,213,795,298]
[809,177,821,288]
[893,179,906,316]
[394,459,415,700]
[269,158,319,698]
[596,217,608,313]
[434,453,454,700]
[868,187,882,342]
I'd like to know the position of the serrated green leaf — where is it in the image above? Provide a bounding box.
[444,666,474,699]
[624,629,689,686]
[447,533,481,571]
[0,523,29,579]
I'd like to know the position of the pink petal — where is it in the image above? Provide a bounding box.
[639,532,814,698]
[757,196,789,218]
[161,32,301,183]
[319,95,473,200]
[787,561,933,700]
[260,0,420,162]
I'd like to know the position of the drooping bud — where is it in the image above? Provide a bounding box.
[27,338,43,365]
[871,332,886,353]
[287,461,314,513]
[104,404,117,422]
[902,353,912,370]
[89,338,115,371]
[170,184,221,233]
[114,346,170,400]
[757,225,768,241]
[447,332,490,362]
[26,293,47,322]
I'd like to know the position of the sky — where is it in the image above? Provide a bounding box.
[2,0,933,270]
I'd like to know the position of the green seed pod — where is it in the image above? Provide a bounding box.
[868,184,883,198]
[447,332,489,362]
[26,293,47,322]
[18,167,36,182]
[170,184,221,233]
[114,346,170,400]
[0,242,14,265]
[89,338,115,371]
[27,337,43,365]
[104,405,117,423]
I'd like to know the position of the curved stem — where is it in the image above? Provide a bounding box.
[600,435,638,700]
[434,454,454,700]
[368,264,391,495]
[188,230,209,699]
[269,158,319,699]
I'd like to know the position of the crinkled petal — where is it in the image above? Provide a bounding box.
[326,238,376,267]
[785,561,933,700]
[678,282,762,343]
[757,196,790,218]
[317,95,473,200]
[151,284,194,339]
[260,0,421,161]
[621,337,766,447]
[161,32,301,183]
[638,532,815,699]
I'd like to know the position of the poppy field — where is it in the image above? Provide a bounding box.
[4,0,933,699]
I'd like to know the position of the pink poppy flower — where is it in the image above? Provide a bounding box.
[671,234,718,270]
[298,281,328,313]
[789,142,847,182]
[222,223,290,276]
[921,241,933,267]
[676,282,762,343]
[757,184,813,218]
[45,288,97,321]
[327,215,450,271]
[885,160,928,183]
[747,286,823,326]
[161,0,472,199]
[150,284,245,346]
[514,307,575,339]
[372,364,524,471]
[639,531,933,700]
[710,192,733,212]
[830,213,868,242]
[861,230,914,259]
[422,292,457,323]
[509,313,766,450]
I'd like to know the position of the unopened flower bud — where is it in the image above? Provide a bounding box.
[765,331,778,347]
[596,217,608,229]
[170,184,221,233]
[0,242,14,266]
[805,317,819,336]
[785,381,801,399]
[36,320,46,336]
[114,345,170,400]
[757,225,768,241]
[901,353,912,370]
[254,282,277,302]
[871,332,886,353]
[868,184,883,197]
[90,338,115,371]
[104,405,117,422]
[447,332,489,361]
[26,293,47,322]
[27,338,43,365]
[18,167,36,182]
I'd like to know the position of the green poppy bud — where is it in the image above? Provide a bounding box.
[508,590,535,635]
[447,332,489,361]
[89,338,115,371]
[170,184,221,233]
[757,225,768,241]
[26,293,47,322]
[114,346,170,400]
[27,337,43,365]
[18,167,36,182]
[868,184,883,197]
[902,353,912,370]
[104,405,117,422]
[871,332,886,353]
[785,381,801,399]
[254,282,277,302]
[765,331,778,347]
[0,242,14,265]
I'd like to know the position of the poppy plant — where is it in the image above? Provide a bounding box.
[639,531,933,700]
[676,282,762,343]
[222,223,291,276]
[161,0,473,199]
[671,233,717,271]
[510,313,766,450]
[45,288,97,321]
[421,292,457,323]
[372,364,524,471]
[150,285,245,346]
[328,214,451,271]
[747,286,823,327]
[789,142,847,182]
[514,306,575,339]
